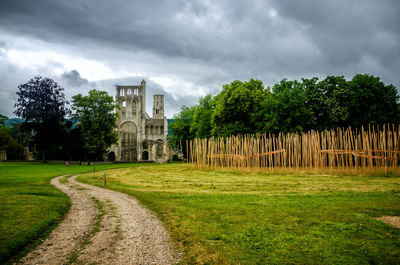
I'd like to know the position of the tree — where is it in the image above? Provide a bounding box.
[0,128,25,160]
[317,76,350,128]
[14,76,70,162]
[190,94,215,139]
[7,123,31,146]
[348,74,400,127]
[211,79,268,136]
[264,79,315,133]
[0,114,7,127]
[303,77,326,129]
[72,89,118,160]
[169,105,196,157]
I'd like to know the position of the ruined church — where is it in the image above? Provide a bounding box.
[111,80,170,162]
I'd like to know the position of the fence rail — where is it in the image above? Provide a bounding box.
[187,125,400,174]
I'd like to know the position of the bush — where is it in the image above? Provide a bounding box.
[6,140,25,160]
[0,129,25,160]
[172,154,181,161]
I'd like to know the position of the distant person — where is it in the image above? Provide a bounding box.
[79,160,82,165]
[88,160,91,166]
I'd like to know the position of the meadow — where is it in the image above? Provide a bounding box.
[78,163,400,264]
[0,161,139,264]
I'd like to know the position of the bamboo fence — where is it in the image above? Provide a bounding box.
[187,125,400,175]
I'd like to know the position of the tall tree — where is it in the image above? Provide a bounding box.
[348,74,400,127]
[190,94,215,139]
[303,77,326,129]
[14,76,70,162]
[317,76,350,128]
[72,89,118,160]
[264,79,315,133]
[169,105,196,157]
[211,79,268,136]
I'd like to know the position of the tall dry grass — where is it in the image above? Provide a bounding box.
[187,125,400,175]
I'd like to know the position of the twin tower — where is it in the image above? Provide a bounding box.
[111,80,170,162]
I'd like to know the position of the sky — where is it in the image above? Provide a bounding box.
[0,0,399,118]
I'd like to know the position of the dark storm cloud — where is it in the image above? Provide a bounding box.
[0,0,222,60]
[271,0,400,67]
[0,0,399,119]
[1,0,399,66]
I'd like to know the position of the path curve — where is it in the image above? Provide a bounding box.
[18,175,98,265]
[18,175,179,265]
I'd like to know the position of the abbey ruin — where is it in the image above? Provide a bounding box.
[111,80,170,162]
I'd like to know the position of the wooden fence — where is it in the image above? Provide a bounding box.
[187,125,400,174]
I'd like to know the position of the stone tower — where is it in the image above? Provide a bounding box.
[112,80,170,162]
[114,81,147,162]
[153,95,164,119]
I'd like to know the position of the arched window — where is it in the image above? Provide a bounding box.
[143,140,148,149]
[122,101,126,107]
[145,126,149,135]
[132,101,136,112]
[157,144,163,158]
[160,126,164,134]
[155,126,159,135]
[150,126,154,135]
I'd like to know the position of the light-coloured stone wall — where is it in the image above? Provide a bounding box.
[111,80,170,162]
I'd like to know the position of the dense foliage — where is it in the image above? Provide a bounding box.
[170,74,400,144]
[0,114,7,127]
[14,76,70,161]
[0,128,25,159]
[72,90,119,161]
[5,76,118,161]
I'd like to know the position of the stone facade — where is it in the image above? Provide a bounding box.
[111,80,170,162]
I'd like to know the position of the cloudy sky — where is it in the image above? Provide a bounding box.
[0,0,399,118]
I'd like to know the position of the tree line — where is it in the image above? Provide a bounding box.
[0,76,118,162]
[169,74,400,154]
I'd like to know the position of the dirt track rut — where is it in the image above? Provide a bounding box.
[17,175,179,265]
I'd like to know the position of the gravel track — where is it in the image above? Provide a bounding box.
[17,175,179,265]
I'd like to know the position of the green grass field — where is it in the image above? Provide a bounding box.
[78,164,400,264]
[0,161,140,264]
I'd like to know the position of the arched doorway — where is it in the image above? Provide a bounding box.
[157,144,163,158]
[142,151,148,161]
[119,121,137,162]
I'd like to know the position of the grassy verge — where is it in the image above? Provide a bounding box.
[0,161,144,264]
[78,163,400,264]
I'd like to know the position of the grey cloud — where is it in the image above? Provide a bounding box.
[270,1,400,69]
[0,40,8,49]
[61,70,89,87]
[0,0,399,118]
[0,40,9,55]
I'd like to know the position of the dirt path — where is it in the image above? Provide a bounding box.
[18,175,179,265]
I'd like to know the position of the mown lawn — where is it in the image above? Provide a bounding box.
[0,161,141,264]
[78,164,400,264]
